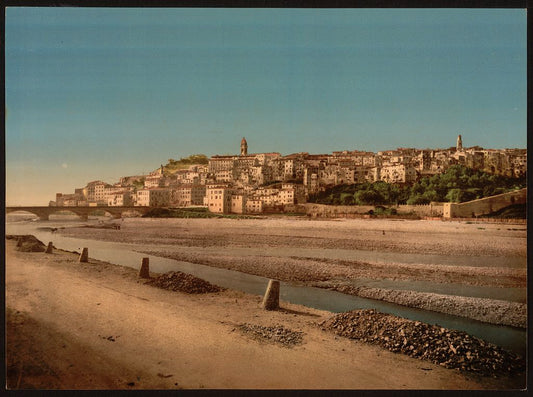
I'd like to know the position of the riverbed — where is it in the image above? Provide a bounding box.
[5,214,527,355]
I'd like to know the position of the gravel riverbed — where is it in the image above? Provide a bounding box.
[55,217,526,328]
[320,309,525,378]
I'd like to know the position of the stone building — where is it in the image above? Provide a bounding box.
[240,137,248,156]
[231,194,246,214]
[205,185,232,213]
[245,199,263,213]
[136,188,170,207]
[108,191,134,207]
[171,185,206,207]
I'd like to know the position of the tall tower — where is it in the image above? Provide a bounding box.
[456,134,463,151]
[240,137,248,156]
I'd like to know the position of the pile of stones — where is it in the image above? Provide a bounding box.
[319,309,525,377]
[237,323,304,348]
[7,235,46,252]
[146,271,224,294]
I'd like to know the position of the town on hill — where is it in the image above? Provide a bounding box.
[51,135,527,214]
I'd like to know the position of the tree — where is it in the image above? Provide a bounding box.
[406,194,430,205]
[411,182,425,196]
[341,193,355,205]
[355,190,384,205]
[422,189,439,203]
[445,189,462,203]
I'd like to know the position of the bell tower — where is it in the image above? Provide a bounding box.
[456,134,463,151]
[240,137,248,156]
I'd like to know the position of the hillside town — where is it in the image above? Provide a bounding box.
[50,135,527,214]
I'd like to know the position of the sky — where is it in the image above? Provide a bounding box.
[5,8,527,206]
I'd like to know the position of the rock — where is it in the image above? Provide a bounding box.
[319,309,525,377]
[146,271,224,294]
[8,235,46,252]
[237,323,304,347]
[139,257,150,278]
[262,279,280,310]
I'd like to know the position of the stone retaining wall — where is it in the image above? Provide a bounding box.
[301,203,444,218]
[443,188,527,218]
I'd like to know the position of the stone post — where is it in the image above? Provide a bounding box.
[262,279,280,311]
[139,257,150,278]
[45,242,54,254]
[79,248,89,263]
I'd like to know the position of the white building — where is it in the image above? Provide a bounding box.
[171,185,206,207]
[136,188,171,207]
[205,186,232,213]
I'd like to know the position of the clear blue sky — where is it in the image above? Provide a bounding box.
[5,8,527,205]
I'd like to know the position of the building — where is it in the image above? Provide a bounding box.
[380,164,417,184]
[136,188,171,207]
[171,185,206,207]
[85,181,110,204]
[245,199,263,214]
[52,135,527,212]
[108,191,134,207]
[240,137,248,156]
[55,192,85,206]
[231,194,246,214]
[205,186,232,213]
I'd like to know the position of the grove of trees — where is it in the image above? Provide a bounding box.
[308,165,526,206]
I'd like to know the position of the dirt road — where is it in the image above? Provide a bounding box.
[5,238,513,390]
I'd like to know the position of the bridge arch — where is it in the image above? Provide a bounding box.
[5,210,40,220]
[6,206,153,221]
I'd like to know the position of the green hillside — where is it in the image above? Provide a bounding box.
[163,154,209,175]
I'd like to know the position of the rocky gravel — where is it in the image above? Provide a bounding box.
[140,250,525,328]
[57,217,526,258]
[6,235,47,252]
[146,271,224,294]
[236,323,304,348]
[329,286,527,328]
[140,250,332,282]
[53,218,526,330]
[320,309,525,377]
[140,250,525,288]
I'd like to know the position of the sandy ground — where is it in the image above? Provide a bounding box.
[59,217,527,258]
[5,238,523,390]
[56,217,527,327]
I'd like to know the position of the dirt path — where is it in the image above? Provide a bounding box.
[5,239,513,390]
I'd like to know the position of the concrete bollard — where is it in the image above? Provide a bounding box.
[79,247,89,263]
[45,242,54,254]
[16,238,22,248]
[262,279,280,311]
[139,257,150,278]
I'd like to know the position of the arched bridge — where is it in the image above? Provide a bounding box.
[5,206,153,221]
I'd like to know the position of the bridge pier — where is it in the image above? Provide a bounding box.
[79,214,89,221]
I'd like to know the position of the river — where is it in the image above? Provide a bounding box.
[5,215,526,356]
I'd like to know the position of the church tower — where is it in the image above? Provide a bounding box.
[240,137,248,156]
[456,134,463,151]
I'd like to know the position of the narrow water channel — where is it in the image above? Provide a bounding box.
[6,219,526,356]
